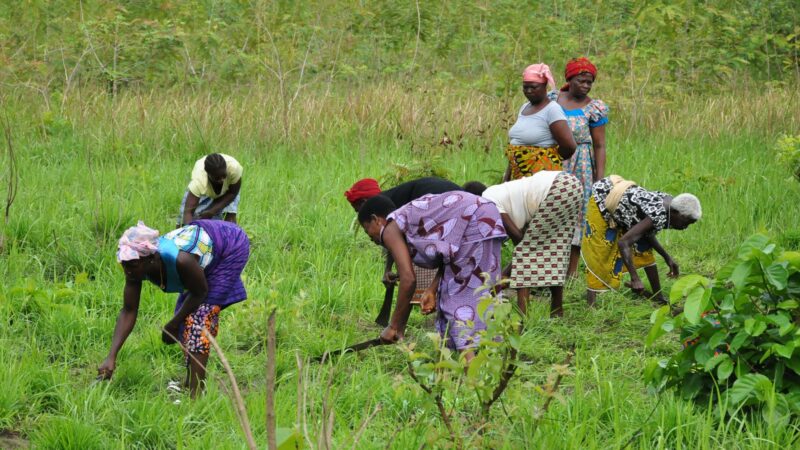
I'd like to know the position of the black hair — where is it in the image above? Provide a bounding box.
[204,153,227,173]
[357,195,397,224]
[462,181,487,196]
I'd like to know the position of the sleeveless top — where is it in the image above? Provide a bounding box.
[155,225,214,293]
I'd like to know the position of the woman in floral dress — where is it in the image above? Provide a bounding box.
[549,57,609,277]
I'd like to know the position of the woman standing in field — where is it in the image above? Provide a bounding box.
[98,219,250,398]
[582,175,701,305]
[179,153,243,227]
[549,57,609,278]
[481,171,583,317]
[358,192,506,356]
[503,63,576,182]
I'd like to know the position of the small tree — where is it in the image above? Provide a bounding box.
[405,279,573,447]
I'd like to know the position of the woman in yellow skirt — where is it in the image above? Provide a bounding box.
[503,63,576,181]
[582,175,701,305]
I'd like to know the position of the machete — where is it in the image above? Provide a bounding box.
[374,282,395,327]
[313,338,387,363]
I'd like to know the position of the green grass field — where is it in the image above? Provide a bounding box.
[1,86,800,449]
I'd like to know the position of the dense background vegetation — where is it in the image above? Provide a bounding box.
[2,0,798,93]
[1,1,800,448]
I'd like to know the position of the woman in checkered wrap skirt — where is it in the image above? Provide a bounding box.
[482,171,583,317]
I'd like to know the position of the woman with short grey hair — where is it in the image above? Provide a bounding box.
[582,175,701,305]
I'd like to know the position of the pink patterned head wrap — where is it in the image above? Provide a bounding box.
[522,63,555,89]
[117,221,160,262]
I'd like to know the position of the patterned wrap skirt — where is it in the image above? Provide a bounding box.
[581,197,656,292]
[412,266,437,304]
[505,144,563,180]
[181,303,221,363]
[510,173,583,288]
[563,141,594,246]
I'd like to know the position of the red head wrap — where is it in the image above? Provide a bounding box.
[344,178,381,206]
[561,57,597,91]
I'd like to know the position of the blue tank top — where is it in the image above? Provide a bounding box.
[157,237,185,293]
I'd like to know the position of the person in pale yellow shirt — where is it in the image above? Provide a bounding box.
[178,153,243,227]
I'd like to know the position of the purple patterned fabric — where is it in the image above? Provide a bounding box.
[389,191,507,350]
[174,220,250,312]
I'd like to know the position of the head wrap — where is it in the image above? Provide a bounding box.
[117,220,160,262]
[522,63,555,90]
[561,57,597,91]
[344,178,382,206]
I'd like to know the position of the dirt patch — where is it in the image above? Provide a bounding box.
[0,430,29,449]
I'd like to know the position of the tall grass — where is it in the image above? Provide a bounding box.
[0,84,799,448]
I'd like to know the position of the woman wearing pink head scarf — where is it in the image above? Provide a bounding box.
[98,219,250,398]
[503,63,576,182]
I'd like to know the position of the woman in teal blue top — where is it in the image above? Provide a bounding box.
[98,220,249,398]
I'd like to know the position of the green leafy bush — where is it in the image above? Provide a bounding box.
[777,134,800,181]
[645,234,800,420]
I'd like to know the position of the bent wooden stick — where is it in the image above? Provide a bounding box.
[313,338,386,363]
[204,328,258,450]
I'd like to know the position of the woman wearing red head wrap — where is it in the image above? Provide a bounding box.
[548,57,609,277]
[503,63,577,182]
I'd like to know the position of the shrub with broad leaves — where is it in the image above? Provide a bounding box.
[777,134,800,181]
[645,234,800,422]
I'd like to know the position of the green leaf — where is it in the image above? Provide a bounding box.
[716,259,739,282]
[669,274,709,304]
[776,300,799,309]
[508,335,521,351]
[745,318,768,337]
[765,262,789,291]
[705,353,729,371]
[644,358,667,385]
[768,313,794,336]
[774,342,795,359]
[467,352,488,380]
[786,391,800,414]
[707,330,728,350]
[434,359,461,371]
[730,260,755,290]
[762,394,791,428]
[744,318,755,333]
[730,331,749,352]
[276,428,303,450]
[476,297,492,323]
[777,251,800,269]
[728,373,772,406]
[719,293,735,311]
[684,286,707,325]
[717,358,734,381]
[694,343,714,365]
[646,305,670,346]
[737,234,770,259]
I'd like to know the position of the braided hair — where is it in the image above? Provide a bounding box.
[204,153,227,173]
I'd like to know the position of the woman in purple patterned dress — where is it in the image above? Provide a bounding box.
[548,57,609,277]
[98,219,250,398]
[358,192,507,356]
